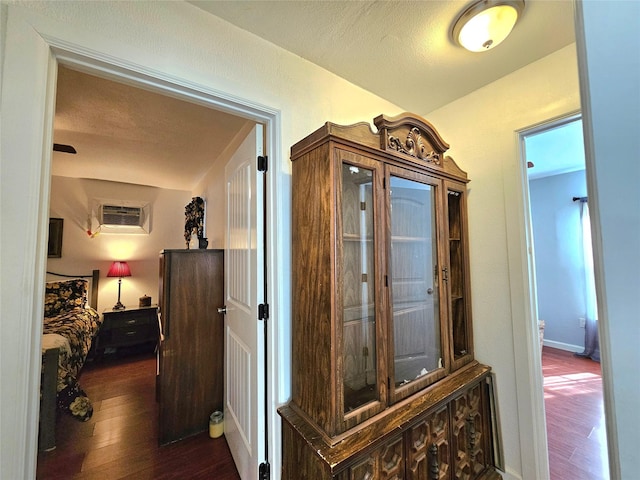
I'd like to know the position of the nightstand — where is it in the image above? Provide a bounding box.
[97,305,159,356]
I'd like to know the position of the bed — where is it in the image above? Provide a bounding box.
[39,270,102,451]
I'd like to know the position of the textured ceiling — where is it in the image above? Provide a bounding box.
[53,66,252,191]
[53,1,579,190]
[191,0,576,113]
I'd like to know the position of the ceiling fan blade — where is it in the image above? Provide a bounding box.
[53,143,77,154]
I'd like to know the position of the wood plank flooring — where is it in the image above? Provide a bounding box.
[36,351,240,480]
[542,346,609,480]
[37,345,608,479]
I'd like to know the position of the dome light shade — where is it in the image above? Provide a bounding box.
[452,0,524,52]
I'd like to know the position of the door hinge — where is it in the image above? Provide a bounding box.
[257,155,268,172]
[258,303,269,320]
[259,461,270,479]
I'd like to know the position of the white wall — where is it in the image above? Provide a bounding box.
[0,4,6,86]
[47,176,190,313]
[427,44,582,479]
[529,170,588,351]
[0,3,401,479]
[192,122,255,249]
[576,2,640,478]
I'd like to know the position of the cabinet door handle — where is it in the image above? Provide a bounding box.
[427,287,434,295]
[428,443,440,480]
[467,414,477,462]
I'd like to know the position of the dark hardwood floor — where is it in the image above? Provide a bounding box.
[37,344,608,479]
[37,351,240,480]
[542,346,609,480]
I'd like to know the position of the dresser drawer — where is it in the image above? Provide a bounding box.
[110,324,156,345]
[105,311,155,329]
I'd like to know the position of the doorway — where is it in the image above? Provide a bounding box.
[35,55,278,478]
[521,116,608,479]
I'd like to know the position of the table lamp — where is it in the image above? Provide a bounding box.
[107,261,131,310]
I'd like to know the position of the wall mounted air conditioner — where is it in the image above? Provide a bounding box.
[99,205,144,227]
[91,200,151,234]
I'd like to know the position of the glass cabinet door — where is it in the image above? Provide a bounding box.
[340,159,380,414]
[387,167,445,401]
[446,181,473,368]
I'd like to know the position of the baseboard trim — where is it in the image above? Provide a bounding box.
[542,339,583,353]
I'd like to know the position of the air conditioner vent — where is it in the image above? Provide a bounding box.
[92,200,151,234]
[100,205,143,227]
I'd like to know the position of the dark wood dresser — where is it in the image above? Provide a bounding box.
[97,305,159,354]
[157,249,224,445]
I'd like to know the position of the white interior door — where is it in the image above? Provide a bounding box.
[224,124,265,479]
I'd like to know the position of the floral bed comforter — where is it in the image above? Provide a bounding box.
[43,307,101,421]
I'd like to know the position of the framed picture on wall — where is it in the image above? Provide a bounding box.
[48,218,63,258]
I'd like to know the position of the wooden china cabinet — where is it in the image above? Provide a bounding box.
[278,113,502,480]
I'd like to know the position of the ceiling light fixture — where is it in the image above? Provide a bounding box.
[452,0,525,52]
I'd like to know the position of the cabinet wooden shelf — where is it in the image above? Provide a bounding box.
[279,113,501,479]
[391,235,430,242]
[343,235,373,242]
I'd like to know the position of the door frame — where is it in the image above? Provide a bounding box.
[4,10,284,477]
[515,110,596,479]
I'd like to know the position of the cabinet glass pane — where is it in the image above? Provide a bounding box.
[342,163,377,412]
[448,190,469,358]
[389,176,440,388]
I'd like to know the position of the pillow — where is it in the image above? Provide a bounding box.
[44,279,88,317]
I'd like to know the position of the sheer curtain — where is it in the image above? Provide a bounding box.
[576,199,600,361]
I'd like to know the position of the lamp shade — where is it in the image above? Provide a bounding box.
[107,261,132,278]
[452,0,524,52]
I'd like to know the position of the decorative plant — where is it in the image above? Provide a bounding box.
[184,197,205,246]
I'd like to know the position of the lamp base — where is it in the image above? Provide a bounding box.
[112,277,126,310]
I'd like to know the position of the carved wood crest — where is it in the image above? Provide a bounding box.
[388,127,441,164]
[374,113,450,166]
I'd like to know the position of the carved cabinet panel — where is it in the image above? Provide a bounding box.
[406,405,450,480]
[349,435,405,480]
[280,370,500,480]
[451,384,489,480]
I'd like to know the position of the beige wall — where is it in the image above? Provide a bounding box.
[427,44,581,479]
[47,176,190,313]
[192,122,256,250]
[1,3,401,478]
